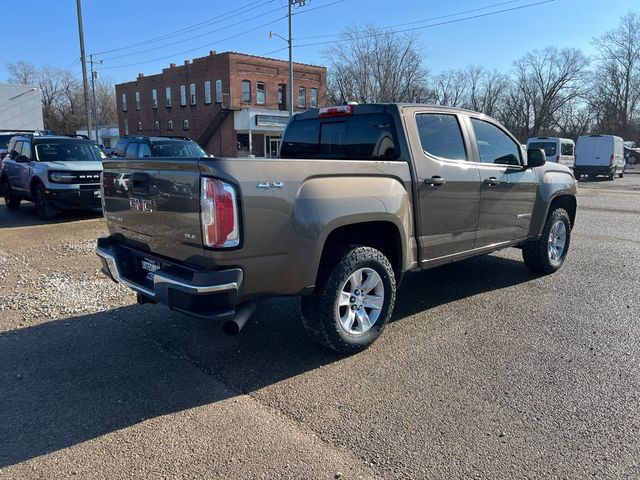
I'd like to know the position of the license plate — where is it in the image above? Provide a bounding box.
[141,258,161,281]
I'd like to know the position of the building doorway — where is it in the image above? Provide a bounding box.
[266,136,281,158]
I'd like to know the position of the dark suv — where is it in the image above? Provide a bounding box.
[111,136,208,158]
[1,135,105,219]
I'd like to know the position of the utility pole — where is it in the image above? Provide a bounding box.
[75,0,92,136]
[89,54,103,143]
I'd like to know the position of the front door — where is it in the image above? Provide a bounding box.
[266,137,281,158]
[406,110,482,263]
[467,117,538,247]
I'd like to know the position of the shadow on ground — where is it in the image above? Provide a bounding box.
[0,253,535,467]
[0,200,102,228]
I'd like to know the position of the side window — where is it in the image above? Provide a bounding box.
[298,86,306,108]
[415,113,467,161]
[256,82,265,104]
[10,140,22,159]
[215,79,222,103]
[470,118,521,166]
[310,88,318,108]
[125,142,139,158]
[561,143,574,156]
[21,141,32,160]
[138,143,152,158]
[114,140,127,157]
[204,81,212,104]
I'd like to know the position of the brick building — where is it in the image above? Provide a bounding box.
[115,51,327,157]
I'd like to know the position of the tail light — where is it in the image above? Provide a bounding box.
[610,154,614,165]
[556,154,560,162]
[201,177,239,248]
[319,105,353,118]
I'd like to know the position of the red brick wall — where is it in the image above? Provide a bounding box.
[115,51,327,157]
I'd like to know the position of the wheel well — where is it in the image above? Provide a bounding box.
[549,195,577,227]
[30,177,44,194]
[317,221,403,280]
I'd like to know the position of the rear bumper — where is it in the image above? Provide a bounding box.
[573,165,615,176]
[96,237,242,320]
[47,186,102,209]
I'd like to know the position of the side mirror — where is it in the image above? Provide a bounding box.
[16,155,30,163]
[527,148,546,168]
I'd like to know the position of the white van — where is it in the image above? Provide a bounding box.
[574,135,625,180]
[526,137,575,168]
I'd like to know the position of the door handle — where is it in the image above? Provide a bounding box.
[425,176,446,186]
[483,177,500,186]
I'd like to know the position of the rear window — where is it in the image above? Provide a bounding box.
[529,142,557,157]
[280,113,399,160]
[34,140,102,162]
[150,141,207,157]
[561,143,574,156]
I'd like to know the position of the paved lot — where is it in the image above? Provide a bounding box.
[0,175,639,479]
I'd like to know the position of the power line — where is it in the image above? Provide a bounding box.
[295,0,527,40]
[101,15,287,70]
[261,0,555,54]
[93,0,272,56]
[101,4,285,61]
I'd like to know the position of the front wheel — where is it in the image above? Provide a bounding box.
[522,208,571,274]
[301,246,396,354]
[33,183,56,220]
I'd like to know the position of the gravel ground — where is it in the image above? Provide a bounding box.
[0,176,639,479]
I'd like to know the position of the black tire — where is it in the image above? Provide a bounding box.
[619,172,624,178]
[301,246,396,354]
[33,183,56,220]
[522,208,571,274]
[2,177,21,210]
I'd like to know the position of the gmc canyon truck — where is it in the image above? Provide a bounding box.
[96,104,577,354]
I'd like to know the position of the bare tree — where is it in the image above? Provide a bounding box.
[464,66,510,117]
[323,24,429,104]
[509,47,589,138]
[431,69,467,107]
[591,11,640,138]
[6,61,38,85]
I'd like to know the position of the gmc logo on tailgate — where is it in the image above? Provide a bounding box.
[129,198,153,212]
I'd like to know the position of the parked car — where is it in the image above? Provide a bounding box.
[526,137,575,168]
[574,134,625,180]
[1,134,105,219]
[96,103,577,354]
[111,135,208,158]
[623,143,640,165]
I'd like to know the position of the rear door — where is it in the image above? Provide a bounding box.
[592,137,611,167]
[467,116,537,247]
[102,158,204,262]
[404,108,481,262]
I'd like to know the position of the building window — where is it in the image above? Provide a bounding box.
[241,80,251,103]
[123,118,129,135]
[204,81,212,104]
[135,91,141,110]
[152,89,158,109]
[256,82,266,105]
[167,119,173,131]
[190,83,196,105]
[165,86,172,107]
[278,84,286,110]
[298,86,306,108]
[180,85,186,106]
[215,79,222,103]
[121,93,127,112]
[183,119,189,130]
[137,121,142,131]
[310,88,318,108]
[154,120,160,131]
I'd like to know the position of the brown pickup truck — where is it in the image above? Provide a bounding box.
[97,104,577,354]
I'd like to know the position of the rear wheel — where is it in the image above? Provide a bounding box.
[33,183,55,220]
[522,208,571,274]
[301,246,396,354]
[3,178,21,210]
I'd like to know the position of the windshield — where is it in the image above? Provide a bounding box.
[34,140,103,162]
[0,134,13,150]
[150,141,207,157]
[529,141,557,157]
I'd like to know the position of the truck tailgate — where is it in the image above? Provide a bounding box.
[101,158,203,263]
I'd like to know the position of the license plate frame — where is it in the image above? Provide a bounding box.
[141,257,161,281]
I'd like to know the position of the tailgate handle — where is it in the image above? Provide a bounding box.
[131,173,150,193]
